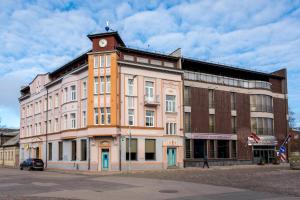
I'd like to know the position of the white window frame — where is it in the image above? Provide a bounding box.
[100,55,105,68]
[82,81,87,99]
[145,110,154,127]
[166,95,176,112]
[145,81,154,99]
[94,77,99,94]
[64,88,68,103]
[70,113,76,129]
[55,93,59,108]
[82,111,87,127]
[64,114,68,130]
[48,96,52,110]
[94,108,99,125]
[106,76,111,94]
[100,76,105,94]
[100,108,105,125]
[94,55,99,68]
[71,85,76,101]
[128,79,134,96]
[166,122,176,135]
[128,109,134,126]
[106,55,111,68]
[106,107,111,125]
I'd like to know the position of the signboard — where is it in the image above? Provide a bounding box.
[248,135,278,146]
[279,146,286,153]
[188,133,237,140]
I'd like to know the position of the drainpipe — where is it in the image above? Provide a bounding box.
[88,137,91,170]
[45,88,49,168]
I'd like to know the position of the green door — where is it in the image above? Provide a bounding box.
[167,148,176,167]
[101,149,109,170]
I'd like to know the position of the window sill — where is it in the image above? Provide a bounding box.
[166,111,177,114]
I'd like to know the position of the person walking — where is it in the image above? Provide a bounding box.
[203,155,209,168]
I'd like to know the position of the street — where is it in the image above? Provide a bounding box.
[0,165,299,200]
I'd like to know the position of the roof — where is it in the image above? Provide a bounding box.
[0,129,19,137]
[87,31,125,47]
[2,134,19,147]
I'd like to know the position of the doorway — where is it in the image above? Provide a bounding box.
[35,147,40,159]
[167,148,177,167]
[253,146,275,164]
[101,149,109,170]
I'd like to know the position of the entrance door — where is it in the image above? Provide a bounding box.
[167,148,176,167]
[101,149,109,170]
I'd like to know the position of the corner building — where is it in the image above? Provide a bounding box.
[19,32,288,171]
[19,32,184,171]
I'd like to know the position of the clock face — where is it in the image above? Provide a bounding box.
[99,39,107,47]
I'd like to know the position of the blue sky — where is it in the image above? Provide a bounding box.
[0,0,300,128]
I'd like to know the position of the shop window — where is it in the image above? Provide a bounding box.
[217,140,229,158]
[71,140,77,161]
[194,139,207,159]
[185,139,191,159]
[145,139,156,160]
[126,138,137,161]
[209,140,215,158]
[81,139,87,161]
[48,143,52,161]
[58,141,63,161]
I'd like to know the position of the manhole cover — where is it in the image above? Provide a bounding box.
[159,190,178,193]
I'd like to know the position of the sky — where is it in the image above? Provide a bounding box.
[0,0,300,128]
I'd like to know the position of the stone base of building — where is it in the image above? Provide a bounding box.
[184,159,252,167]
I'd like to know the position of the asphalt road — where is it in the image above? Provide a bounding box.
[0,165,298,200]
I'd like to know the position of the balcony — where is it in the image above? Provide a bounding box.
[144,95,160,106]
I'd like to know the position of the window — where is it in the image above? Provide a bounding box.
[82,111,87,127]
[35,102,38,114]
[128,109,134,126]
[166,95,176,112]
[100,55,105,68]
[71,140,77,161]
[94,108,99,125]
[184,86,191,106]
[48,143,52,161]
[71,85,76,101]
[217,140,229,158]
[48,120,52,133]
[100,76,105,94]
[251,117,274,135]
[231,141,237,158]
[55,118,59,132]
[209,140,215,158]
[100,108,105,125]
[94,56,99,68]
[145,110,154,127]
[82,81,87,98]
[48,96,52,109]
[145,139,156,160]
[184,112,191,132]
[209,90,214,108]
[128,79,134,96]
[126,138,137,160]
[55,93,59,107]
[106,55,111,68]
[166,122,176,135]
[64,88,68,103]
[231,92,236,110]
[58,141,63,161]
[128,97,134,109]
[94,77,99,94]
[64,114,68,130]
[106,76,111,93]
[145,81,154,99]
[81,139,87,161]
[231,116,237,133]
[71,113,76,129]
[106,107,111,124]
[209,114,215,132]
[250,95,273,112]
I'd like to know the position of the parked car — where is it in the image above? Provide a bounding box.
[20,158,44,171]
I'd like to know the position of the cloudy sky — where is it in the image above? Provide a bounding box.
[0,0,300,128]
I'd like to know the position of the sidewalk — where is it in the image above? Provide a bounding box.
[44,163,290,176]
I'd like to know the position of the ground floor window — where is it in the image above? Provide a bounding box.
[217,140,229,158]
[145,139,156,160]
[71,140,77,161]
[126,138,137,161]
[185,139,191,159]
[209,140,215,158]
[48,143,52,161]
[194,139,207,158]
[231,140,237,158]
[253,145,275,164]
[58,141,63,161]
[81,139,87,161]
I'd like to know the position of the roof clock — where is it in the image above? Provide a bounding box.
[99,39,107,47]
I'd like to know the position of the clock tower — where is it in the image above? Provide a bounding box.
[87,32,125,52]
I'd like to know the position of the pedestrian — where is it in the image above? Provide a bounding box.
[203,155,209,168]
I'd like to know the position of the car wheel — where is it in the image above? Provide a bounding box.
[20,166,23,170]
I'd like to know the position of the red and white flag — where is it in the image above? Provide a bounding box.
[280,153,286,161]
[250,132,260,143]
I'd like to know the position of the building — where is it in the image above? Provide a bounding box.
[19,31,288,171]
[19,32,183,171]
[0,130,19,168]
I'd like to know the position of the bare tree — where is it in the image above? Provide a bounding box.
[289,107,296,129]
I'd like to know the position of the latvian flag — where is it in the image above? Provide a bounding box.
[250,132,260,143]
[280,153,286,161]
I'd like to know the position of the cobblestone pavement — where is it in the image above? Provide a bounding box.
[0,165,299,200]
[117,164,300,197]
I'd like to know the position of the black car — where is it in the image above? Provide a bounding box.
[20,158,44,171]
